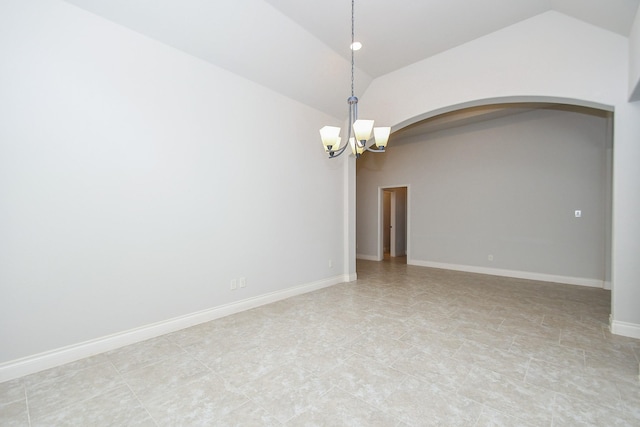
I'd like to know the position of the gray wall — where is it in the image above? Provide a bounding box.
[393,187,408,257]
[356,107,611,285]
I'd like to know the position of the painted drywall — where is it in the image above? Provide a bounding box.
[383,192,391,253]
[358,11,640,335]
[383,187,407,257]
[392,187,408,257]
[357,108,609,283]
[610,102,640,337]
[630,6,640,101]
[0,0,346,366]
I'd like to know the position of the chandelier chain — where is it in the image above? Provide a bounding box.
[351,0,355,97]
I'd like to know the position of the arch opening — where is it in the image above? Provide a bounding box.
[390,97,614,139]
[356,97,614,293]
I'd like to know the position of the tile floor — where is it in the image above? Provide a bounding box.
[1,258,639,426]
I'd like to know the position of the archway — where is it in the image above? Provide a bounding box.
[356,100,613,292]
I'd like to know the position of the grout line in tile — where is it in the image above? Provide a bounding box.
[549,396,557,427]
[334,383,404,426]
[245,397,285,425]
[24,383,32,427]
[107,359,123,376]
[125,383,159,427]
[25,362,126,424]
[522,357,533,384]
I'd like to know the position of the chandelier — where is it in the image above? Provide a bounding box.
[319,0,390,159]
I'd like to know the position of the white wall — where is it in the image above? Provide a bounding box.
[359,11,640,337]
[611,101,640,337]
[357,108,609,285]
[0,0,347,371]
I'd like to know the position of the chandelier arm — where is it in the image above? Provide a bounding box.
[364,145,386,153]
[329,142,350,158]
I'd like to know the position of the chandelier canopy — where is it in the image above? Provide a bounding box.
[319,0,390,159]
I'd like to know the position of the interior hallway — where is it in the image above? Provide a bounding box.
[1,260,639,426]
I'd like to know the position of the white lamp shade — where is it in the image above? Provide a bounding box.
[327,137,342,151]
[373,127,391,147]
[325,136,341,152]
[349,137,364,155]
[353,119,374,142]
[320,126,341,151]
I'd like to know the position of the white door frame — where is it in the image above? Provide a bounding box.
[378,185,410,261]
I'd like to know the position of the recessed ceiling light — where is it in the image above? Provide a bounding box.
[350,41,362,51]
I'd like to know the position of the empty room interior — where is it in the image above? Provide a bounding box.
[1,0,640,425]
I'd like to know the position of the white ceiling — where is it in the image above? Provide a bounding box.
[63,0,639,118]
[265,0,640,78]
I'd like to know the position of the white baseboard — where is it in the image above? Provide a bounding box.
[356,254,381,261]
[407,259,605,288]
[610,319,640,340]
[603,281,612,290]
[0,274,348,383]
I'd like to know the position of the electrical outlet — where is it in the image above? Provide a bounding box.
[230,279,237,290]
[329,259,333,268]
[488,254,493,261]
[239,277,246,288]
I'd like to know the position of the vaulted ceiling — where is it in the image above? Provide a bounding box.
[265,0,639,77]
[63,0,639,118]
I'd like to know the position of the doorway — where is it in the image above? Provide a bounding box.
[380,186,408,262]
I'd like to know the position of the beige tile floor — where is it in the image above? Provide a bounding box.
[1,258,639,426]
